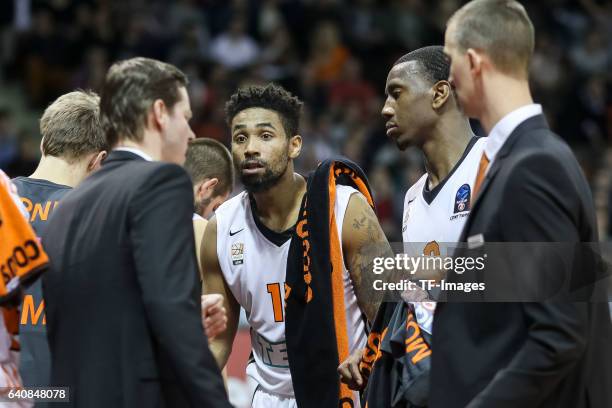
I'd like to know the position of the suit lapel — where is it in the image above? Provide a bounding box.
[461,114,549,240]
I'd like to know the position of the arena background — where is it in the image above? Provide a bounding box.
[1,0,611,405]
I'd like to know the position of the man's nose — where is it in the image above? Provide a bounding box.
[244,137,260,156]
[381,102,394,120]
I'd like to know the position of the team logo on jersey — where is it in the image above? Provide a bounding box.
[231,243,244,265]
[453,184,471,213]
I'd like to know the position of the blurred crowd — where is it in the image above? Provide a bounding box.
[1,0,611,241]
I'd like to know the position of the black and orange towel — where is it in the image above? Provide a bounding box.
[285,157,374,408]
[0,173,48,305]
[360,301,431,408]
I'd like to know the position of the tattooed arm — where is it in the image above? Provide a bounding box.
[341,193,392,323]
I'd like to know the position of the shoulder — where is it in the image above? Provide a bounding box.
[343,190,376,228]
[10,176,24,188]
[214,191,249,234]
[215,191,248,218]
[335,184,359,196]
[335,184,361,205]
[108,158,188,181]
[511,125,572,158]
[508,131,576,176]
[404,173,426,205]
[202,215,218,250]
[126,161,192,194]
[120,162,194,213]
[502,142,585,204]
[193,217,208,239]
[138,161,189,180]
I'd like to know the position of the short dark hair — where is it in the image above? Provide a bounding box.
[100,57,188,147]
[393,46,450,85]
[449,0,534,77]
[40,90,108,162]
[184,138,234,196]
[224,84,303,138]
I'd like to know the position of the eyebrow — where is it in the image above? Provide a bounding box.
[385,82,402,96]
[256,122,275,129]
[232,122,277,131]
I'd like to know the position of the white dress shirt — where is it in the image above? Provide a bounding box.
[484,104,543,167]
[114,146,153,161]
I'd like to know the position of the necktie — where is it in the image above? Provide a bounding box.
[473,152,490,198]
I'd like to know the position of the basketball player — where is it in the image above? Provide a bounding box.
[0,168,48,408]
[183,137,234,269]
[12,91,107,391]
[201,84,390,407]
[338,46,485,406]
[184,138,234,337]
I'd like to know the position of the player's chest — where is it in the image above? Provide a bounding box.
[223,233,291,313]
[402,184,474,243]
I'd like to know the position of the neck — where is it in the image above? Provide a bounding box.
[116,131,161,161]
[30,156,86,187]
[479,74,534,135]
[251,170,306,232]
[421,112,472,189]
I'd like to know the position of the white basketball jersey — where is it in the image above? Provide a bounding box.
[402,137,485,333]
[215,185,367,397]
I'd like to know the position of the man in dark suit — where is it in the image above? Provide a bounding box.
[41,57,231,407]
[433,1,612,407]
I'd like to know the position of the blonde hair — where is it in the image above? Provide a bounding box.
[449,0,535,78]
[40,90,107,162]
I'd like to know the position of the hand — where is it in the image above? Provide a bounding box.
[401,285,431,303]
[338,348,365,391]
[201,294,227,339]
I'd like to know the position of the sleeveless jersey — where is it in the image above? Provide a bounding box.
[401,137,485,333]
[215,185,367,397]
[11,177,71,388]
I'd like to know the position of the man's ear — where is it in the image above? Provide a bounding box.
[467,48,483,77]
[288,135,302,159]
[432,81,451,110]
[150,99,167,131]
[200,178,219,199]
[88,150,107,172]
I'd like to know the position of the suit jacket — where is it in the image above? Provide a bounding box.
[41,151,231,408]
[431,115,612,408]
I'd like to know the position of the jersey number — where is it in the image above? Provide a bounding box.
[266,283,284,322]
[423,240,440,256]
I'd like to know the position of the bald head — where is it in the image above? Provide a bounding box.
[448,0,534,78]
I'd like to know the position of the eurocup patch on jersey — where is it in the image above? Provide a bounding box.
[231,242,244,265]
[454,183,471,213]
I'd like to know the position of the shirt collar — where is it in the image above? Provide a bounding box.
[484,104,542,162]
[114,146,154,162]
